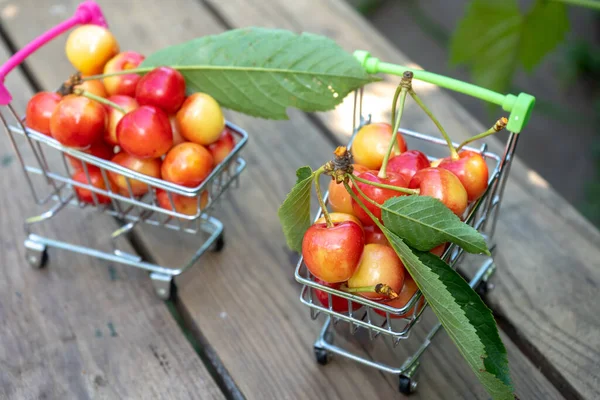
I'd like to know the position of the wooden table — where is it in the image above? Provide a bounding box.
[0,1,598,399]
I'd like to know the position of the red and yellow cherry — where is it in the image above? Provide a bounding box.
[65,25,119,75]
[374,275,424,319]
[176,93,225,146]
[313,279,362,313]
[347,243,405,301]
[25,91,62,136]
[302,220,365,283]
[207,128,236,166]
[67,140,114,171]
[107,152,162,196]
[351,170,408,226]
[104,95,139,146]
[315,212,363,233]
[408,168,468,217]
[438,150,489,202]
[169,115,186,147]
[50,95,106,148]
[387,150,430,182]
[103,51,145,97]
[364,224,389,246]
[161,142,214,187]
[72,166,111,204]
[117,105,173,159]
[74,78,108,98]
[135,66,186,114]
[156,189,209,216]
[350,122,407,170]
[327,164,368,215]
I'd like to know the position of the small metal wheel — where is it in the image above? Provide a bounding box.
[24,241,48,269]
[314,348,330,366]
[399,375,418,395]
[150,273,176,301]
[211,234,225,252]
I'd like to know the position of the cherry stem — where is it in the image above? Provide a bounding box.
[456,117,508,152]
[379,88,408,179]
[344,181,387,231]
[314,167,333,228]
[351,174,419,196]
[341,284,399,299]
[74,89,127,114]
[81,67,154,81]
[409,89,458,160]
[347,175,384,209]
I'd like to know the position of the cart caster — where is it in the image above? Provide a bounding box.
[314,347,330,365]
[24,240,48,269]
[150,272,176,300]
[212,234,225,252]
[399,375,418,395]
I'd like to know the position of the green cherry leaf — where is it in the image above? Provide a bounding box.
[380,226,514,400]
[140,27,379,120]
[278,166,314,253]
[381,195,490,255]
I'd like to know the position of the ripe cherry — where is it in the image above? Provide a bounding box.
[176,93,225,146]
[104,95,139,146]
[315,212,363,233]
[156,189,209,216]
[103,51,145,97]
[107,152,162,196]
[161,142,214,187]
[387,150,430,182]
[351,170,408,226]
[117,105,173,159]
[72,166,111,204]
[374,275,425,319]
[438,150,489,202]
[207,128,236,167]
[67,140,114,171]
[135,67,186,114]
[347,243,405,301]
[364,224,389,246]
[50,95,106,148]
[25,91,62,136]
[327,164,368,216]
[409,167,468,217]
[430,243,448,258]
[313,279,362,313]
[74,78,108,98]
[302,220,365,283]
[351,122,407,170]
[65,25,119,75]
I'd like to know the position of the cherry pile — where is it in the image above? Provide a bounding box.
[24,24,236,216]
[303,107,501,317]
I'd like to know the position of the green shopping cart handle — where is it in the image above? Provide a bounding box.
[353,50,535,134]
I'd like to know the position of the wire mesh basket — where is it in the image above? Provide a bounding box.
[0,1,248,300]
[294,50,535,394]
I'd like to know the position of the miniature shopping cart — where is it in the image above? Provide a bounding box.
[294,50,535,394]
[0,2,248,300]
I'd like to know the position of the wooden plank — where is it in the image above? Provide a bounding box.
[201,0,600,398]
[0,21,224,400]
[0,1,564,399]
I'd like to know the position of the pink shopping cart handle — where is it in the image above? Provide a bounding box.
[0,1,107,106]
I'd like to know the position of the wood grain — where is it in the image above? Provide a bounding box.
[200,0,600,398]
[0,0,569,399]
[0,27,223,400]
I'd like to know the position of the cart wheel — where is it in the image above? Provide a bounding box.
[399,375,417,395]
[24,241,48,269]
[150,273,176,301]
[314,348,330,366]
[476,281,493,297]
[212,234,225,252]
